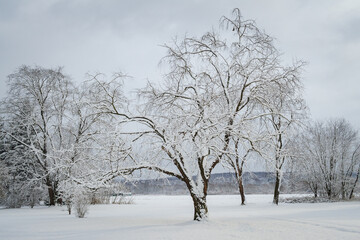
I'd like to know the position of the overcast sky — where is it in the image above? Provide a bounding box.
[1,0,359,129]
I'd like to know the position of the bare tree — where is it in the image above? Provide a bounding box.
[296,119,360,199]
[56,79,136,212]
[1,65,72,205]
[221,122,263,205]
[1,66,137,209]
[91,9,306,220]
[260,81,306,205]
[218,8,305,206]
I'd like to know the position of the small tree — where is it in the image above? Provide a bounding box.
[2,65,72,206]
[56,80,135,214]
[221,124,263,205]
[73,186,90,218]
[261,85,306,205]
[296,119,360,199]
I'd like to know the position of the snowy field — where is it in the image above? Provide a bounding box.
[1,194,360,240]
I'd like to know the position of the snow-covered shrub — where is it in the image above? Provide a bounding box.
[74,196,89,218]
[73,188,90,218]
[25,185,44,208]
[109,182,132,204]
[5,190,23,208]
[112,195,134,205]
[2,178,45,208]
[89,188,112,205]
[89,183,130,205]
[280,196,338,203]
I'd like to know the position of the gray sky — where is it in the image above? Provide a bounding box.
[1,0,360,129]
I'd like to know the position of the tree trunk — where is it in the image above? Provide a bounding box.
[273,170,281,205]
[349,187,355,199]
[46,177,56,206]
[341,182,346,200]
[327,188,332,199]
[182,174,209,221]
[47,186,56,206]
[190,193,208,221]
[237,176,246,205]
[349,167,360,199]
[67,201,72,215]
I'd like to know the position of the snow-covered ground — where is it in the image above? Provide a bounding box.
[1,194,359,240]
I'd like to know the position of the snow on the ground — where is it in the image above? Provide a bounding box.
[0,194,359,240]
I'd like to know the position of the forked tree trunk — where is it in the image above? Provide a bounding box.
[184,177,209,221]
[160,147,210,221]
[273,170,281,205]
[233,144,247,206]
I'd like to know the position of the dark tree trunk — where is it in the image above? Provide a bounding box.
[67,201,72,215]
[46,177,56,206]
[309,182,318,198]
[47,186,56,206]
[341,182,346,200]
[349,187,355,199]
[273,170,281,205]
[237,176,246,205]
[349,167,360,199]
[327,188,332,199]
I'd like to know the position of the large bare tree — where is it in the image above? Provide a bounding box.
[92,9,306,220]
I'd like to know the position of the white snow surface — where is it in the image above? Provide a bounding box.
[1,194,360,240]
